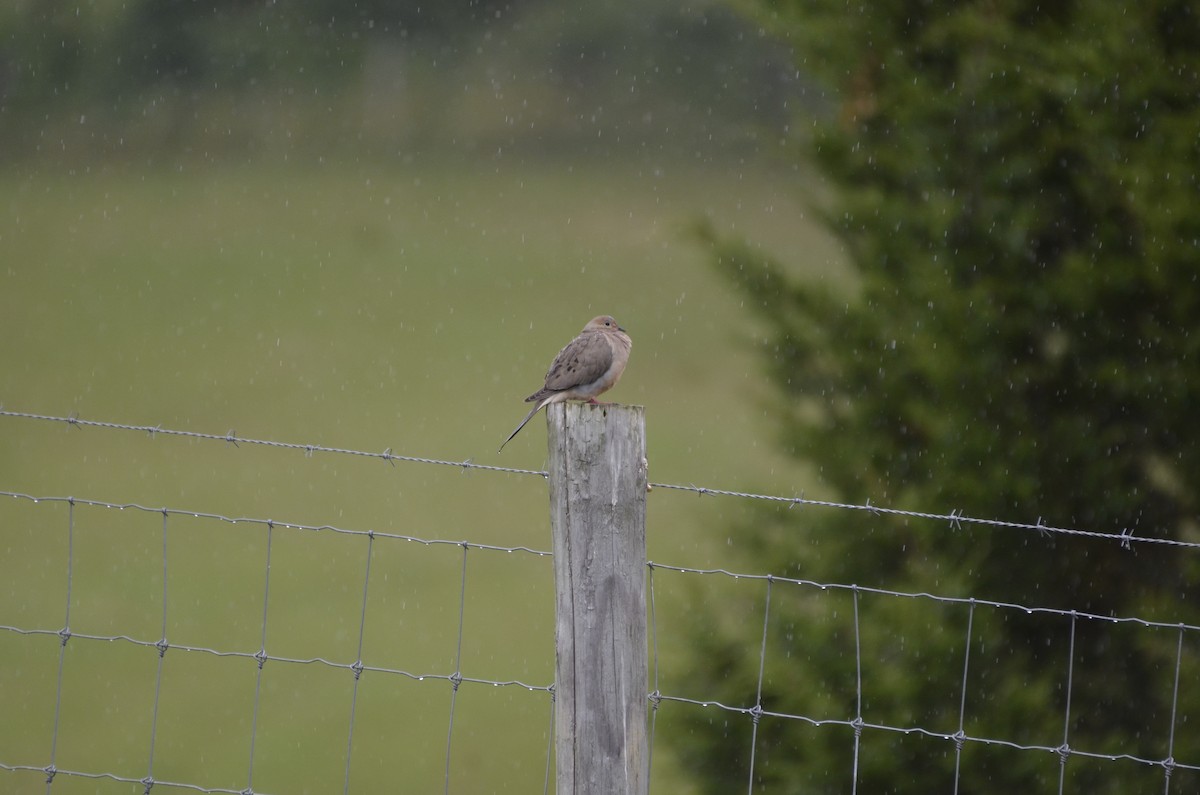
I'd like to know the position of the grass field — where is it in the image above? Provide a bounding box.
[0,151,845,793]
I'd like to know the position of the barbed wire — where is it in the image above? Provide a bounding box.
[0,409,546,478]
[645,562,1200,634]
[3,408,1196,553]
[647,481,1200,551]
[4,489,1193,637]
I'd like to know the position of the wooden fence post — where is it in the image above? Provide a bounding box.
[547,401,649,795]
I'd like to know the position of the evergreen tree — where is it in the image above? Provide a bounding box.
[679,1,1200,791]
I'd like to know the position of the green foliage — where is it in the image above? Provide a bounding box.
[682,1,1200,792]
[0,0,796,160]
[0,0,540,127]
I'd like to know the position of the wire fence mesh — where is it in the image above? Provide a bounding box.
[1,410,1196,793]
[0,492,556,795]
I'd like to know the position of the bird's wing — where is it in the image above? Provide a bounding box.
[541,333,613,393]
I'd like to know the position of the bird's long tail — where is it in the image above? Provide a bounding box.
[498,402,545,452]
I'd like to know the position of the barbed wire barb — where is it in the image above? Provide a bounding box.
[3,408,1196,551]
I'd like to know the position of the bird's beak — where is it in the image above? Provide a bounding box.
[618,325,627,333]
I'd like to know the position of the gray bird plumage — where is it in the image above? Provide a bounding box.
[498,315,632,452]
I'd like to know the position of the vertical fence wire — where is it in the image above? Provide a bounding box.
[444,543,470,795]
[1057,611,1079,795]
[1163,624,1185,795]
[44,499,76,793]
[850,587,863,795]
[343,531,376,794]
[746,576,774,794]
[0,475,1198,792]
[952,600,976,795]
[542,688,554,795]
[647,563,661,782]
[245,521,274,794]
[142,510,170,794]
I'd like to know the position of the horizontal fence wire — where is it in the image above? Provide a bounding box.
[3,490,1197,791]
[644,562,1200,635]
[646,563,1200,789]
[0,491,554,557]
[0,491,555,795]
[3,408,1196,552]
[2,408,1198,792]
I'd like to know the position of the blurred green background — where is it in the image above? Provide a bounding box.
[0,1,843,792]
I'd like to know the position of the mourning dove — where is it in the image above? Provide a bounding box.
[498,315,632,452]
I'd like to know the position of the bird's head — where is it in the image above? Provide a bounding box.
[585,315,626,333]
